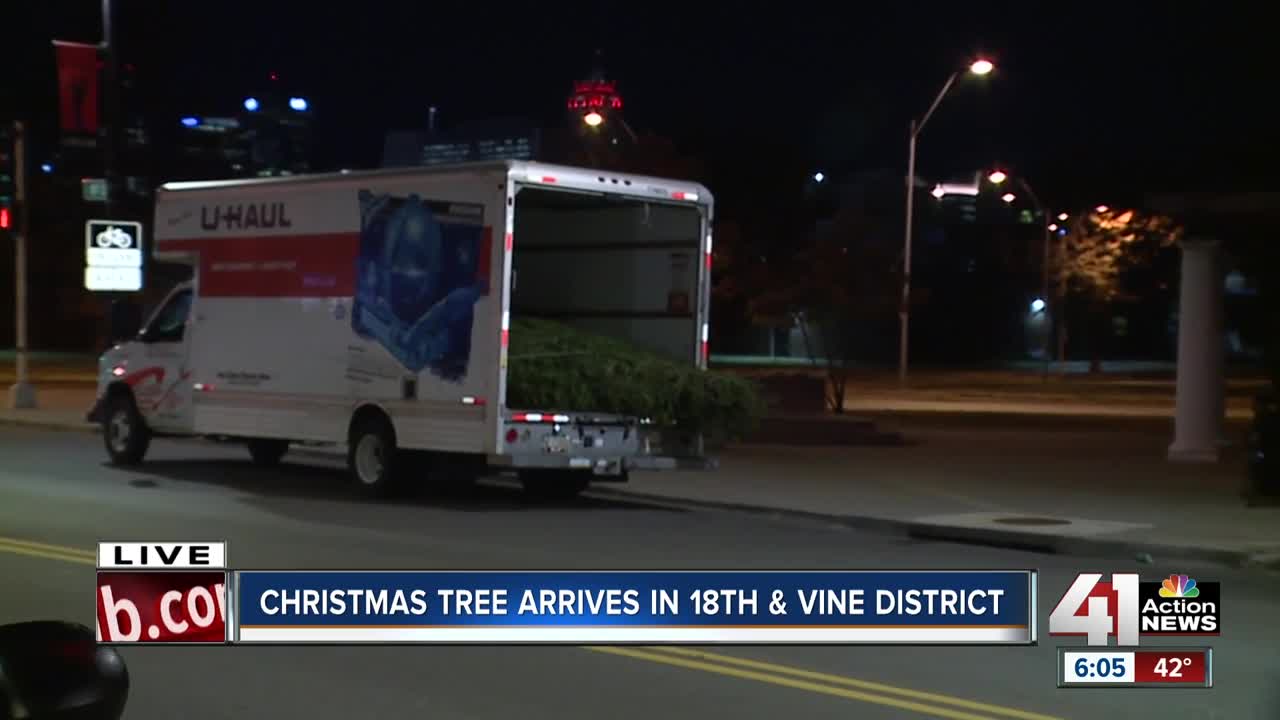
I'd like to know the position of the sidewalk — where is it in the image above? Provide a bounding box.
[600,427,1280,569]
[3,385,1277,569]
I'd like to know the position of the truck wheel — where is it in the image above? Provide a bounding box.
[520,470,590,502]
[247,439,290,467]
[348,416,401,496]
[103,393,150,466]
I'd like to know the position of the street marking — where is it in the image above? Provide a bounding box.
[644,647,1061,720]
[0,538,96,566]
[589,646,1027,720]
[0,536,1061,720]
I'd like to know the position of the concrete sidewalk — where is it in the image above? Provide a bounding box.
[596,429,1280,570]
[3,385,1277,570]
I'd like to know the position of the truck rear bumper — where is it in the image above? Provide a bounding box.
[487,453,716,474]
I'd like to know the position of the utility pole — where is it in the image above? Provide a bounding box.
[8,121,35,409]
[100,0,119,218]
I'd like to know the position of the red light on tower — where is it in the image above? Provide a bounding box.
[568,76,622,130]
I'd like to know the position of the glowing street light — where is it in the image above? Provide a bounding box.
[1048,223,1059,232]
[288,97,308,112]
[582,111,604,127]
[1095,205,1110,213]
[1001,192,1016,203]
[931,185,946,199]
[1031,298,1046,313]
[243,97,260,112]
[900,57,998,385]
[1057,212,1068,221]
[813,172,825,183]
[987,170,1008,184]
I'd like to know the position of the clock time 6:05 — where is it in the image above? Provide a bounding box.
[1074,656,1127,678]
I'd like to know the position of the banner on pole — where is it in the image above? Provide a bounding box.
[53,41,101,137]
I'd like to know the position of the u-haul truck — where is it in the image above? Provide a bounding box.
[88,161,714,497]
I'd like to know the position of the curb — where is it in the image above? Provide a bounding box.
[584,486,1273,571]
[0,416,97,433]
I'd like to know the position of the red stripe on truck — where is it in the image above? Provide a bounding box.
[164,233,360,297]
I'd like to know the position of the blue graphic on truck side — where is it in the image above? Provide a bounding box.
[353,191,486,382]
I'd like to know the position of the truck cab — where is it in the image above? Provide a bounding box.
[89,282,198,461]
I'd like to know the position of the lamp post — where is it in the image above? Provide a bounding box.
[988,170,1053,380]
[899,58,994,385]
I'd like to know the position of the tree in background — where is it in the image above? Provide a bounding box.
[746,201,897,413]
[1053,207,1182,370]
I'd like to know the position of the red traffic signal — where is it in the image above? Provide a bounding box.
[0,207,9,230]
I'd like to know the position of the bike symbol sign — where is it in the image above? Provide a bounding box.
[84,219,144,291]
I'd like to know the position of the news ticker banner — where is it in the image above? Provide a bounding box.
[95,543,1035,645]
[1058,647,1213,688]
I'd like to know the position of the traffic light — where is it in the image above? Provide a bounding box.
[0,124,11,232]
[0,123,13,202]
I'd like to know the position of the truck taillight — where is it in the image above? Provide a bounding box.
[705,233,713,271]
[672,191,698,202]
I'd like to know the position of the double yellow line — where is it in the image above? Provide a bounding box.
[0,535,96,565]
[0,537,1060,719]
[589,646,1063,720]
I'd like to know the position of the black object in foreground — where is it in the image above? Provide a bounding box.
[0,622,129,720]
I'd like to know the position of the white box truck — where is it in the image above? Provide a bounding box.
[87,161,715,497]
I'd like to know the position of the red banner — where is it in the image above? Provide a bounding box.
[53,41,100,135]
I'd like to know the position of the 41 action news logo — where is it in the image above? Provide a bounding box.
[1048,572,1220,646]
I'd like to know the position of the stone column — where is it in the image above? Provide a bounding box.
[1168,237,1225,462]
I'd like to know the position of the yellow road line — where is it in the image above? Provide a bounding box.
[0,536,96,559]
[0,540,96,566]
[645,647,1061,720]
[589,646,1010,720]
[0,537,1060,720]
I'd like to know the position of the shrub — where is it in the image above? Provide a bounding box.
[506,318,763,440]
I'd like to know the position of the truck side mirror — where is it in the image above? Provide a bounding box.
[109,300,142,344]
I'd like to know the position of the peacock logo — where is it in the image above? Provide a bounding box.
[1159,574,1200,598]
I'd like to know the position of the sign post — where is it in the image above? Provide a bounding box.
[7,121,35,409]
[84,220,143,292]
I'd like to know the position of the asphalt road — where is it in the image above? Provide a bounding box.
[1,427,1275,719]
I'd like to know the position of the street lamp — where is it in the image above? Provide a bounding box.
[813,171,825,183]
[989,168,1056,379]
[1095,204,1109,213]
[899,57,995,385]
[1001,192,1016,203]
[1057,212,1068,221]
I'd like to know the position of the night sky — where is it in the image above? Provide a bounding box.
[3,2,1273,208]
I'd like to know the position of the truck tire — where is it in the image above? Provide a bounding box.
[247,439,290,467]
[102,392,151,466]
[520,470,590,502]
[348,416,401,497]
